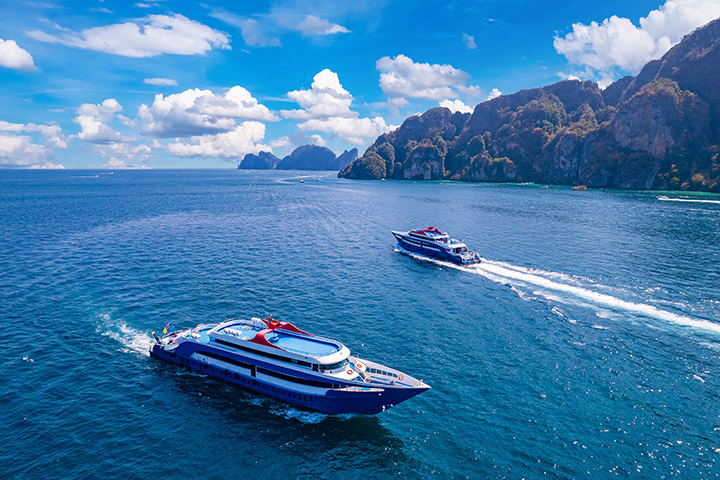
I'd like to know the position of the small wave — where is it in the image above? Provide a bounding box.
[511,286,537,301]
[265,400,359,423]
[97,314,153,356]
[274,173,332,185]
[657,195,720,205]
[268,404,329,424]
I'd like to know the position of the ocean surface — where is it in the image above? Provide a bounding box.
[1,169,719,480]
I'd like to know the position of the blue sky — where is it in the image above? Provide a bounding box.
[0,0,719,169]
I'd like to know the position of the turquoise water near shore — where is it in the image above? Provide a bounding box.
[1,169,719,479]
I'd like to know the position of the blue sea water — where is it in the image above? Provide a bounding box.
[1,169,719,479]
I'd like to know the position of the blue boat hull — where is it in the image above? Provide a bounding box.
[393,232,478,265]
[150,344,426,415]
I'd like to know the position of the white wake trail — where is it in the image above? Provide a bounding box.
[397,249,720,335]
[657,195,720,205]
[475,261,720,334]
[97,313,153,356]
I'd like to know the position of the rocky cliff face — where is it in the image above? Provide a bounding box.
[336,148,358,170]
[339,18,720,192]
[239,151,280,169]
[239,145,357,171]
[277,145,338,170]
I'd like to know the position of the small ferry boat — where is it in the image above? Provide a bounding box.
[150,317,430,414]
[392,227,481,265]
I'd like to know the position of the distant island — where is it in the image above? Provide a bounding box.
[239,145,358,171]
[340,18,720,192]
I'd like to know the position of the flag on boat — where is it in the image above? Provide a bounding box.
[163,322,170,334]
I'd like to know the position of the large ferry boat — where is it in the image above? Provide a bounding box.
[150,317,430,414]
[392,227,481,265]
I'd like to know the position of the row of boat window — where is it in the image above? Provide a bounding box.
[214,338,317,369]
[196,350,342,389]
[367,367,398,378]
[213,337,353,372]
[322,358,349,370]
[255,382,317,403]
[257,367,341,389]
[182,355,339,400]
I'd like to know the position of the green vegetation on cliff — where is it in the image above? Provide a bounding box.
[340,18,720,192]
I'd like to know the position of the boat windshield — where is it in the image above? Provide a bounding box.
[322,358,349,370]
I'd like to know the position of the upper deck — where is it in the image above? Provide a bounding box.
[265,329,342,357]
[406,227,465,248]
[208,318,346,361]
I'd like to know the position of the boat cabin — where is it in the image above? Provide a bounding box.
[200,318,353,374]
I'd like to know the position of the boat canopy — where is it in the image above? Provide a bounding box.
[410,226,445,237]
[210,317,347,361]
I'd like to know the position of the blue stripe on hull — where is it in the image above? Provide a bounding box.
[150,346,423,414]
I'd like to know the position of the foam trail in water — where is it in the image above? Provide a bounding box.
[396,249,720,335]
[477,261,720,334]
[98,313,153,356]
[657,195,720,205]
[266,400,359,423]
[268,404,329,424]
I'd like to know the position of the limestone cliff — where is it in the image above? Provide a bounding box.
[340,18,720,192]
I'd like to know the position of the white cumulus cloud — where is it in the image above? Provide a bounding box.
[74,98,132,144]
[0,121,69,168]
[486,88,502,100]
[0,120,68,148]
[281,69,355,120]
[554,0,720,82]
[193,86,279,121]
[27,14,230,58]
[0,134,49,167]
[439,99,473,113]
[298,117,391,146]
[376,54,481,101]
[96,143,152,168]
[0,121,68,168]
[0,38,37,71]
[138,86,277,137]
[280,69,392,145]
[28,162,65,169]
[270,136,291,148]
[166,121,270,158]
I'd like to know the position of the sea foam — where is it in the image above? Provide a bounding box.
[396,249,720,336]
[657,195,720,205]
[97,314,153,356]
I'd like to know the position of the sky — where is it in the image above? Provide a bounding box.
[1,0,719,169]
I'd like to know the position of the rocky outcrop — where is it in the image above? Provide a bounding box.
[340,107,469,180]
[239,151,280,169]
[240,145,358,171]
[336,148,358,170]
[277,145,337,170]
[339,18,720,192]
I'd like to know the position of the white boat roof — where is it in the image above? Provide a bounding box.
[208,318,350,364]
